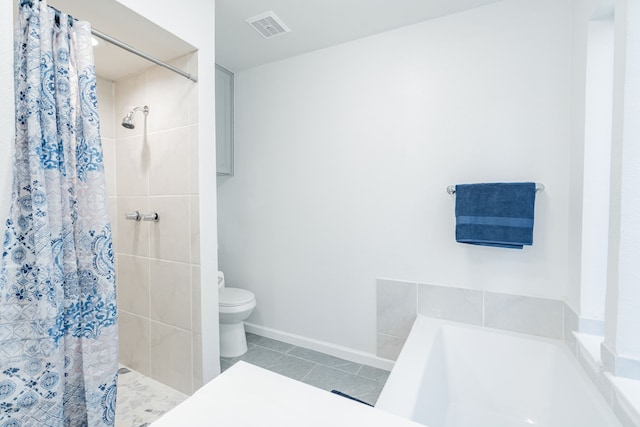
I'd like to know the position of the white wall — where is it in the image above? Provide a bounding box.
[581,18,614,323]
[603,0,640,376]
[218,0,573,355]
[568,0,615,323]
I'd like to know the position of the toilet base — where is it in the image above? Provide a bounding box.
[220,321,249,358]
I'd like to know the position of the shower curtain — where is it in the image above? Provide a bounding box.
[0,1,118,426]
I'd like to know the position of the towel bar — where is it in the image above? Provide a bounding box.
[446,183,545,195]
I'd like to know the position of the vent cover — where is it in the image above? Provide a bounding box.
[246,11,291,39]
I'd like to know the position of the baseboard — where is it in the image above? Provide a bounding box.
[244,322,395,371]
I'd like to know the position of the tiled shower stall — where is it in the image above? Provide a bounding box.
[97,52,202,394]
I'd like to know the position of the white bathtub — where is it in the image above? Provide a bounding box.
[376,315,621,427]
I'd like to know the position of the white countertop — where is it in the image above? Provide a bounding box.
[150,361,423,427]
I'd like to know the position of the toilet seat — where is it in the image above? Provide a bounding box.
[219,287,255,307]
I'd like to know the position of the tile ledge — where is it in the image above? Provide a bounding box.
[575,332,640,425]
[609,375,640,426]
[574,332,603,366]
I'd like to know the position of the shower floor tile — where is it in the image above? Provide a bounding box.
[115,366,187,427]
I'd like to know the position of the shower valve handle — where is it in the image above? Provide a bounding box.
[125,211,141,221]
[142,212,159,222]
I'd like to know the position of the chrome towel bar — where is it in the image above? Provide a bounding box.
[447,183,545,195]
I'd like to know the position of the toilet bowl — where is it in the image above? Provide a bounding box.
[218,272,256,358]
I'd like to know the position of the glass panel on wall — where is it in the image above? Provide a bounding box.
[216,64,234,176]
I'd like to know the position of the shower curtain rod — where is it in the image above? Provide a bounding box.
[91,28,198,83]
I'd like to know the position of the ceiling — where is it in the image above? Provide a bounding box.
[46,0,196,81]
[216,0,504,72]
[39,0,504,80]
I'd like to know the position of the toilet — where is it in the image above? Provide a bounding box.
[218,271,256,358]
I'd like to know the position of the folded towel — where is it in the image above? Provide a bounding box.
[455,182,536,249]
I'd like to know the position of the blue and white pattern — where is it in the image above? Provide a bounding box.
[1,1,118,426]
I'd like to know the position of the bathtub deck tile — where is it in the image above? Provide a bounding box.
[417,283,483,326]
[376,279,417,339]
[484,292,563,339]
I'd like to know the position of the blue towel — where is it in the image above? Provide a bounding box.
[455,182,536,249]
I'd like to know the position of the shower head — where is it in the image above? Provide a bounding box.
[121,115,135,129]
[121,105,149,129]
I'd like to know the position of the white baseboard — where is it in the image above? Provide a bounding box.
[244,322,395,371]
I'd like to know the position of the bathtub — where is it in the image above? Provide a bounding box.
[376,315,621,427]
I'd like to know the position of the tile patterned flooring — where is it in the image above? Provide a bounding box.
[223,333,390,406]
[116,333,390,426]
[115,367,188,427]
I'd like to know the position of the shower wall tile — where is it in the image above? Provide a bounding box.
[418,283,483,326]
[114,54,201,395]
[149,259,191,330]
[187,54,198,125]
[115,134,149,196]
[150,321,193,395]
[116,197,150,257]
[376,279,417,339]
[192,333,203,392]
[189,125,199,195]
[102,138,117,196]
[96,77,115,139]
[147,55,191,133]
[117,254,150,317]
[119,311,151,376]
[192,265,201,334]
[148,127,190,196]
[149,196,191,263]
[484,292,563,339]
[108,197,118,250]
[190,196,200,264]
[115,72,148,139]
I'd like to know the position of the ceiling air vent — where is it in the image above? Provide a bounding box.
[246,11,291,39]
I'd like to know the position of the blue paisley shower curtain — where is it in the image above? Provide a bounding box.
[0,1,118,426]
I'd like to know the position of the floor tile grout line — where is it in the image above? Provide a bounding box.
[242,344,375,386]
[354,364,363,376]
[286,347,365,372]
[248,336,380,375]
[244,340,389,381]
[299,362,318,383]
